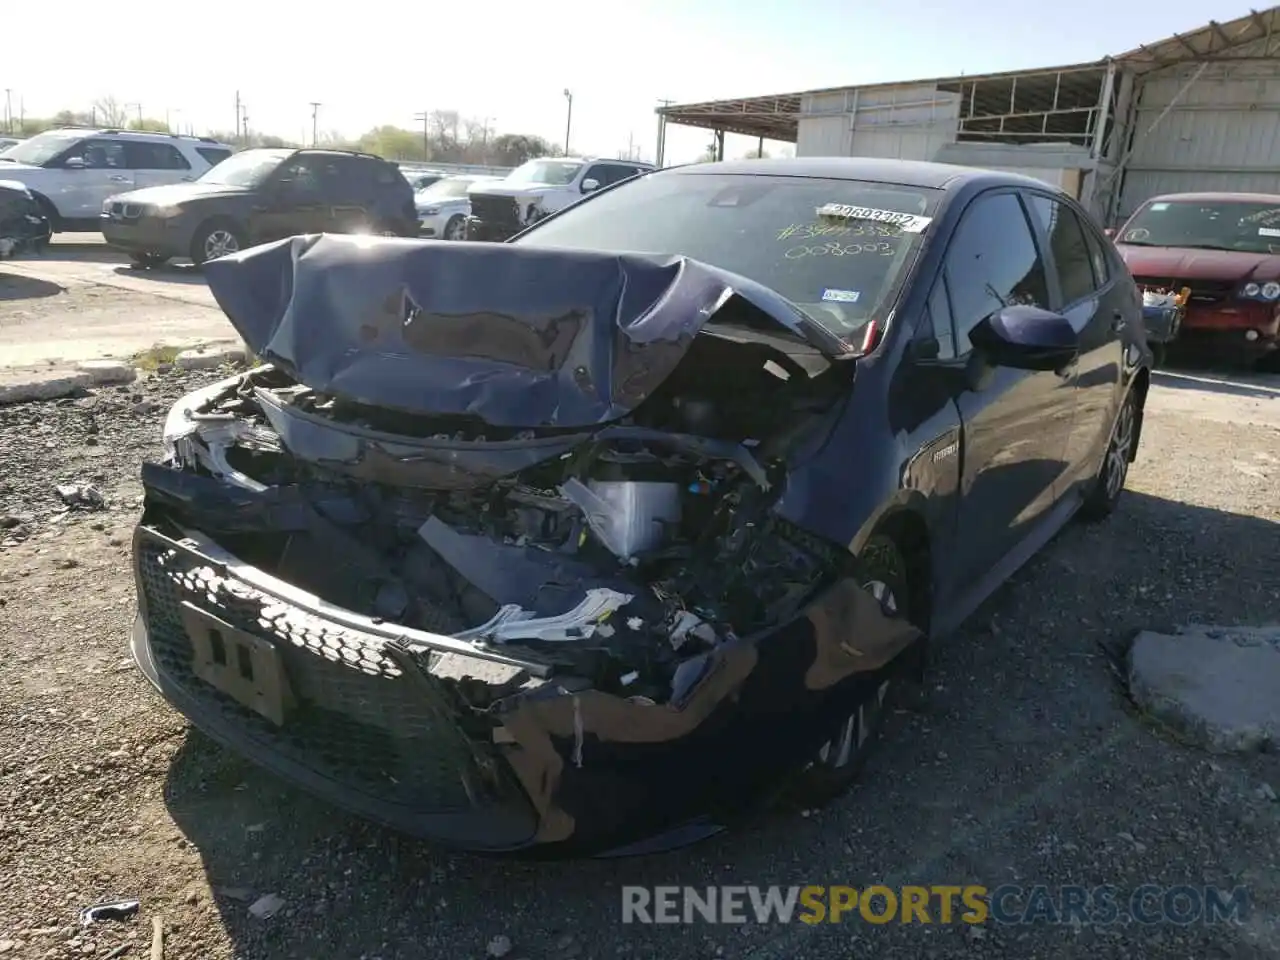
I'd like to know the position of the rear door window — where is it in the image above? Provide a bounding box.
[124,142,191,170]
[944,192,1050,354]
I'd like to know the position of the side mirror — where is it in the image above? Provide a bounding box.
[969,304,1079,371]
[581,178,601,193]
[1103,227,1116,239]
[63,157,86,170]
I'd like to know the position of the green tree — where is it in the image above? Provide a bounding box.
[490,133,554,167]
[355,125,426,161]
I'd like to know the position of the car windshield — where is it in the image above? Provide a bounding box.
[514,171,937,342]
[198,149,293,187]
[418,177,474,200]
[0,131,85,165]
[506,159,583,186]
[1120,198,1280,254]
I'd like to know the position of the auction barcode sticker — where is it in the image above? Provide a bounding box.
[816,204,933,233]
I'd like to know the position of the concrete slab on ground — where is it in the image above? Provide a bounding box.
[1129,624,1280,753]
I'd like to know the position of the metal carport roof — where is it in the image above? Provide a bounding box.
[656,6,1280,143]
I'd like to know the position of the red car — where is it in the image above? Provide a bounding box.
[1110,191,1280,367]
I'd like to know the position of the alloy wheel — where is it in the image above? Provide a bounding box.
[204,229,239,260]
[815,579,895,770]
[1105,397,1136,500]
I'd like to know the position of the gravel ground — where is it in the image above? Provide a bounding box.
[1,364,1279,960]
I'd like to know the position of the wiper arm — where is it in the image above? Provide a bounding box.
[787,306,859,356]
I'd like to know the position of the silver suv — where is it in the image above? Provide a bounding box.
[0,128,235,232]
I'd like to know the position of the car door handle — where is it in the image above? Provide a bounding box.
[109,175,130,182]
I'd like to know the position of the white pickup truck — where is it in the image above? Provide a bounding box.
[0,128,234,232]
[465,156,653,241]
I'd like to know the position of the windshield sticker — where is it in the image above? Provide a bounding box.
[778,222,902,241]
[821,288,861,303]
[1149,202,1170,211]
[1123,228,1150,242]
[1259,227,1280,238]
[1243,207,1280,226]
[785,241,897,259]
[816,203,932,233]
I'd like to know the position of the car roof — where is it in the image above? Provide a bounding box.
[669,156,1058,192]
[38,127,234,148]
[1145,191,1280,204]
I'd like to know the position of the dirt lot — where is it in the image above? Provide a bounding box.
[1,263,1279,959]
[0,239,233,371]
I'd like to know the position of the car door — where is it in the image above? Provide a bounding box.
[1023,192,1127,490]
[943,190,1078,590]
[54,138,133,220]
[254,155,333,242]
[323,156,375,233]
[124,141,193,190]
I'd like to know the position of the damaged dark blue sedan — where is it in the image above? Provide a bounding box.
[130,158,1151,856]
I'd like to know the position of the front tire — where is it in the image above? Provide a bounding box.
[1079,387,1138,521]
[443,215,467,241]
[190,220,245,266]
[798,535,910,800]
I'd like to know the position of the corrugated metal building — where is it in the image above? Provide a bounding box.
[656,6,1280,225]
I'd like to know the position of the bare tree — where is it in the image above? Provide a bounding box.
[92,96,129,128]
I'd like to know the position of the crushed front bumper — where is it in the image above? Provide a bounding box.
[130,523,541,852]
[131,515,922,855]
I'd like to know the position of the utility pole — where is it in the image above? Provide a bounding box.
[655,98,674,168]
[562,89,573,156]
[413,111,430,159]
[235,90,241,142]
[309,101,321,146]
[3,89,10,134]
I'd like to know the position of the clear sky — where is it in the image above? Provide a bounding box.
[2,0,1257,163]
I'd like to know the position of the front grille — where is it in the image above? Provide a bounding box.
[135,528,509,812]
[468,193,521,230]
[1133,275,1238,306]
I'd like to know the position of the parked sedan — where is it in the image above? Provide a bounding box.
[415,174,500,239]
[130,158,1149,858]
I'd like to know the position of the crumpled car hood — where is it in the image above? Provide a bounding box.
[202,233,827,429]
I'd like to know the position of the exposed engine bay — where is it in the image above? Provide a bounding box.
[149,327,855,709]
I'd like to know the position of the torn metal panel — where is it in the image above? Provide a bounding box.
[201,233,830,428]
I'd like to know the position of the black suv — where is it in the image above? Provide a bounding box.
[101,148,418,267]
